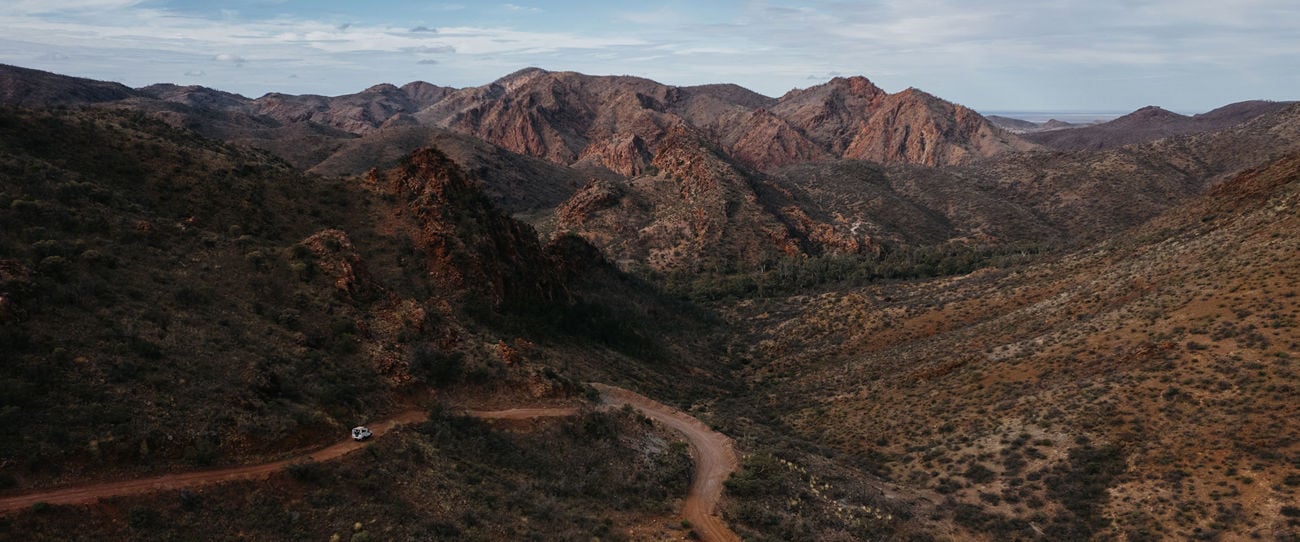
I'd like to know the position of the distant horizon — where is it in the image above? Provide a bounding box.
[2,1,1296,112]
[979,111,1128,124]
[9,60,1288,123]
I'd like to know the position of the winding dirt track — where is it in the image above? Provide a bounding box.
[0,409,427,514]
[592,383,740,542]
[0,385,740,541]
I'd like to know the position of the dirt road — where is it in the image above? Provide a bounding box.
[0,386,739,542]
[0,409,428,514]
[592,383,741,542]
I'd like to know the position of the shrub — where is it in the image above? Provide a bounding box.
[963,463,996,484]
[127,505,160,529]
[287,460,326,484]
[411,346,464,386]
[37,255,70,278]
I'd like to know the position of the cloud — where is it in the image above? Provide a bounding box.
[806,71,842,80]
[616,8,682,25]
[403,45,456,54]
[417,59,438,65]
[213,53,246,65]
[2,0,1296,110]
[8,0,142,15]
[184,70,205,76]
[502,4,542,13]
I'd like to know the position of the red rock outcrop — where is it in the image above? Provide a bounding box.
[299,229,371,295]
[577,133,653,176]
[378,147,568,308]
[770,76,889,155]
[726,109,828,170]
[843,89,1034,166]
[555,178,623,228]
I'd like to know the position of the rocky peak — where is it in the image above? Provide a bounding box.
[832,75,887,98]
[378,147,568,308]
[361,83,401,94]
[842,88,1029,166]
[399,81,454,108]
[497,67,553,92]
[1120,105,1188,123]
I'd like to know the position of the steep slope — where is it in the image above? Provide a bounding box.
[310,124,599,214]
[0,64,141,106]
[367,146,566,308]
[416,68,724,171]
[552,126,808,274]
[766,77,1034,168]
[417,69,1029,172]
[845,88,1037,166]
[727,149,1300,540]
[0,107,407,486]
[0,105,717,500]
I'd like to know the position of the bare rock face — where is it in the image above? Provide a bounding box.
[376,147,567,308]
[362,297,429,384]
[767,79,1032,168]
[843,89,1034,166]
[299,229,371,295]
[771,204,876,256]
[577,133,653,176]
[556,178,623,228]
[771,76,889,155]
[554,127,806,272]
[419,69,593,164]
[726,109,829,171]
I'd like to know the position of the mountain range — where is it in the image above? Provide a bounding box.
[11,63,1295,278]
[1,62,1298,540]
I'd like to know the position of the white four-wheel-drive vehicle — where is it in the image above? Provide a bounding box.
[351,426,372,441]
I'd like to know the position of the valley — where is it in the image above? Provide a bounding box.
[0,63,1297,540]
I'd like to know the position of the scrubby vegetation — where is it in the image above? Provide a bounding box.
[661,240,1055,301]
[3,78,1299,541]
[720,150,1300,539]
[0,107,399,481]
[0,408,692,541]
[0,106,719,494]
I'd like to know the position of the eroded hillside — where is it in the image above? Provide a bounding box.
[723,151,1300,540]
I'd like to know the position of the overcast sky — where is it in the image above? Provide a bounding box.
[2,0,1297,112]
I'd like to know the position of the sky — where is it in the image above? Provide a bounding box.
[1,0,1297,113]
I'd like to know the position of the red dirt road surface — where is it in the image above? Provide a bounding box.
[592,383,741,542]
[0,385,739,542]
[0,409,427,514]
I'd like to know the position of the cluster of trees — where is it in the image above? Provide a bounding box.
[664,241,1057,301]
